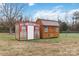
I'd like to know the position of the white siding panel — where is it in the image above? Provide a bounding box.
[28,26,34,40]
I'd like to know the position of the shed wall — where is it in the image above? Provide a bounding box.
[15,22,40,40]
[41,26,59,38]
[15,24,19,40]
[36,19,59,39]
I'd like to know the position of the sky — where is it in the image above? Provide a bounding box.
[0,3,79,22]
[21,3,79,22]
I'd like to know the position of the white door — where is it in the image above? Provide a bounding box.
[28,26,34,40]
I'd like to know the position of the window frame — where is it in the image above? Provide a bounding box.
[44,26,48,32]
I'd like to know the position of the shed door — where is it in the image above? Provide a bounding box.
[28,26,34,40]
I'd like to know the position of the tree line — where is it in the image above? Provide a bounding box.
[58,11,79,33]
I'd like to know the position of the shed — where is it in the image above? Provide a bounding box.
[15,21,40,40]
[36,18,59,39]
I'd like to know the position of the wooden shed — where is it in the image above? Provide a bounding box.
[15,21,40,40]
[36,19,59,39]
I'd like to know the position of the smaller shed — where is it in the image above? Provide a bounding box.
[15,21,40,40]
[36,19,59,39]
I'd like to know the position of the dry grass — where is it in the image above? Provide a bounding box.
[0,33,79,56]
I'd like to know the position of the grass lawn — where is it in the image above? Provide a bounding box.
[0,33,15,40]
[0,33,79,55]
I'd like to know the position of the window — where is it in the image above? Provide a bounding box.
[44,26,48,32]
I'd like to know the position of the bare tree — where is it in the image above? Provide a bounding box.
[0,3,24,34]
[72,11,79,31]
[73,11,79,24]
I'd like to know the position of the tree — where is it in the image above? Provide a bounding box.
[76,23,79,31]
[58,15,68,32]
[0,3,24,34]
[73,11,79,24]
[60,22,68,32]
[72,11,79,31]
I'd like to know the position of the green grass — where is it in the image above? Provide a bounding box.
[28,33,79,43]
[29,38,60,43]
[59,33,79,40]
[0,33,15,40]
[0,33,79,43]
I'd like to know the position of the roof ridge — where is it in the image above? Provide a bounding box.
[38,18,58,22]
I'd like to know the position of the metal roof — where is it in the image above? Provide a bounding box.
[41,19,59,26]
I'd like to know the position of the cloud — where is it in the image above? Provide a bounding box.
[28,3,35,6]
[68,9,79,15]
[33,5,64,21]
[33,5,79,23]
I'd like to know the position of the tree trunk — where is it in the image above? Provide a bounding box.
[9,27,13,34]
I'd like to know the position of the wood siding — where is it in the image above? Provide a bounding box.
[36,19,59,39]
[41,26,59,38]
